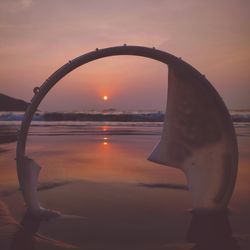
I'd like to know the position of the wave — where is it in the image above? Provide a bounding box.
[0,111,164,122]
[0,111,250,122]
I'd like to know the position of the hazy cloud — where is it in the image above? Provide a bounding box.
[0,0,249,110]
[0,0,33,12]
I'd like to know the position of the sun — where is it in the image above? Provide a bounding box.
[103,95,108,101]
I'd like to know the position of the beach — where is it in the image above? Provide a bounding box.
[0,119,250,249]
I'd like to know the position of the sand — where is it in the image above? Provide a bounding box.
[0,124,250,249]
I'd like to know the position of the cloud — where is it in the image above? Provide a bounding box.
[20,0,33,9]
[0,0,33,12]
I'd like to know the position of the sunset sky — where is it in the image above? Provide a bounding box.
[0,0,249,111]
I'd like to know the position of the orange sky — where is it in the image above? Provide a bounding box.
[0,0,249,111]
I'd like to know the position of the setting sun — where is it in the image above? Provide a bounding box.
[103,95,108,101]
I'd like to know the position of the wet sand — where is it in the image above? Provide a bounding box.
[0,123,250,249]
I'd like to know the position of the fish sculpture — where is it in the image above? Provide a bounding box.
[16,45,238,218]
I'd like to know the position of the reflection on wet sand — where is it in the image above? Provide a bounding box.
[0,200,77,250]
[0,190,241,250]
[187,211,240,250]
[2,198,241,250]
[11,212,42,250]
[103,137,109,145]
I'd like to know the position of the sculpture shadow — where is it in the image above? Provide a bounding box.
[10,211,42,250]
[10,211,77,250]
[187,211,240,250]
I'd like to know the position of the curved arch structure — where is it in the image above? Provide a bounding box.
[16,45,238,218]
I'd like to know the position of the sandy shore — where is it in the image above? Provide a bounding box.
[0,123,250,249]
[1,177,250,250]
[1,179,191,249]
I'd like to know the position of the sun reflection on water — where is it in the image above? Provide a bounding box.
[103,137,109,145]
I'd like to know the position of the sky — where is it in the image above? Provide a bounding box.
[0,0,249,111]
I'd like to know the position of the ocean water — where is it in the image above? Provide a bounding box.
[0,109,250,122]
[0,111,250,249]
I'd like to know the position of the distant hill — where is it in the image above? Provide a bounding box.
[0,93,29,111]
